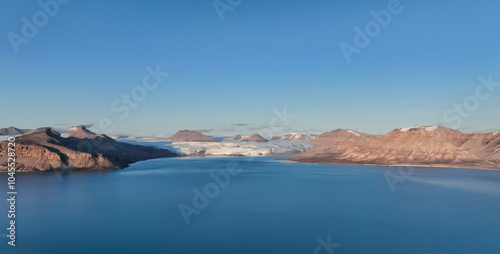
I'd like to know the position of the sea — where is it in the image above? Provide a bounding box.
[1,156,500,253]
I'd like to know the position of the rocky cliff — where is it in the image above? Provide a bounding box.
[0,126,178,172]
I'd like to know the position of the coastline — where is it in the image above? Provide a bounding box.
[281,156,500,170]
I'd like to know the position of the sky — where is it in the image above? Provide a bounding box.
[1,0,499,136]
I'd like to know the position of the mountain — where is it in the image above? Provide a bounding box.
[232,135,243,140]
[0,126,31,135]
[0,127,178,172]
[242,134,268,142]
[304,129,376,155]
[168,130,218,142]
[292,126,500,170]
[282,133,318,141]
[69,125,104,139]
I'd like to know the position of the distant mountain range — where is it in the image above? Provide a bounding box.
[2,125,500,171]
[0,126,31,135]
[0,126,178,172]
[232,133,317,142]
[292,126,500,170]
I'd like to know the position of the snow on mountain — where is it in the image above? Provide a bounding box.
[493,130,500,136]
[398,125,439,132]
[346,130,361,137]
[282,133,317,141]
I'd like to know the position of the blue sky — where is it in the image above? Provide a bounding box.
[1,0,499,136]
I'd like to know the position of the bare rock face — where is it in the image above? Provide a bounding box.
[168,130,218,142]
[242,134,268,142]
[0,127,178,172]
[293,126,500,170]
[232,135,242,140]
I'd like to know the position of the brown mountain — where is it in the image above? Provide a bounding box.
[303,129,376,155]
[0,127,178,172]
[242,134,268,142]
[168,130,218,142]
[292,126,500,170]
[69,125,104,139]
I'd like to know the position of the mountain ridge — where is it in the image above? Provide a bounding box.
[291,126,500,170]
[0,126,178,172]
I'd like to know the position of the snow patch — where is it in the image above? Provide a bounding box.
[398,126,419,132]
[424,126,439,132]
[493,130,500,136]
[398,126,439,132]
[282,133,316,141]
[347,130,361,137]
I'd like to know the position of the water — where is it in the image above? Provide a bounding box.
[1,156,500,253]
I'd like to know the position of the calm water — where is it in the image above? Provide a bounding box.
[1,156,500,253]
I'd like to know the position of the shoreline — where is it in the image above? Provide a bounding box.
[281,156,500,171]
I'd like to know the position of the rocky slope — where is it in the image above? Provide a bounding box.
[168,130,218,142]
[0,126,178,172]
[292,126,500,170]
